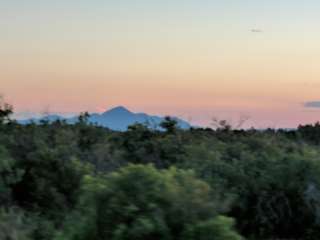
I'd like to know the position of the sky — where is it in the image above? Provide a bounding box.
[1,0,320,128]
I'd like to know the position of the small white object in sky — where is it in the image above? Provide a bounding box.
[251,29,263,33]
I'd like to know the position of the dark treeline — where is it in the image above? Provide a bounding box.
[1,102,320,240]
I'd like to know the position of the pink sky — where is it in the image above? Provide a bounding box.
[2,1,320,128]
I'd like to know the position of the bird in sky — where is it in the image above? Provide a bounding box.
[251,29,263,33]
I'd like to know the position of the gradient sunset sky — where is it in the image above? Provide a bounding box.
[1,0,320,128]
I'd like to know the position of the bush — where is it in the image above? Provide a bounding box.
[68,164,243,240]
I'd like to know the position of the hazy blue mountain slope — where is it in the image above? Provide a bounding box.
[18,106,191,131]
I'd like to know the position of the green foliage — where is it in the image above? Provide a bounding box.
[0,208,33,240]
[160,117,178,134]
[12,153,86,221]
[72,164,242,240]
[184,132,320,239]
[120,123,185,168]
[0,98,13,125]
[298,122,320,144]
[183,216,242,240]
[0,146,23,206]
[4,104,320,239]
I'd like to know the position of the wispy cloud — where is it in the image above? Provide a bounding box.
[304,101,320,108]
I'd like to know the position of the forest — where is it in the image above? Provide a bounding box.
[2,101,320,240]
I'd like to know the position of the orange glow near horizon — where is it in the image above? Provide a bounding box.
[1,1,320,128]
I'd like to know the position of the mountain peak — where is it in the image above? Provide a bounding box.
[18,105,191,131]
[105,106,132,115]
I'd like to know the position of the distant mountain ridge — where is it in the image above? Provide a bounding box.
[18,106,191,131]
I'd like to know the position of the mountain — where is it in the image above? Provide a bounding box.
[18,114,64,125]
[18,106,191,131]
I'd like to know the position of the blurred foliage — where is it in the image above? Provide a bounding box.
[57,164,241,240]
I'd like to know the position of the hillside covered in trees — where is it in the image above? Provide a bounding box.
[2,101,320,240]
